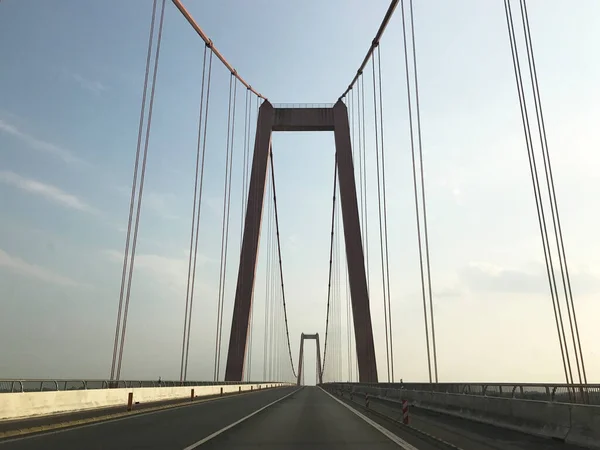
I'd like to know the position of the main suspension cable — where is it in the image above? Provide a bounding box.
[115,0,167,381]
[340,0,400,98]
[171,0,267,100]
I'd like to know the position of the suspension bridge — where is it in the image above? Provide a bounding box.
[0,0,598,448]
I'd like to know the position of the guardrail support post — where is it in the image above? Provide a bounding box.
[127,392,134,411]
[191,388,194,401]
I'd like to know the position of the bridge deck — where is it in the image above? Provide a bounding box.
[0,387,588,450]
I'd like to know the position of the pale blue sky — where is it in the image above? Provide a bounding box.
[1,1,599,385]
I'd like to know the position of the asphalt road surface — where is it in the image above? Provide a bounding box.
[0,386,446,449]
[0,386,587,449]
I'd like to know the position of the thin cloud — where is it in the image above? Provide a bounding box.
[144,192,180,221]
[460,261,600,296]
[0,248,89,288]
[461,261,545,294]
[0,171,99,215]
[452,187,463,205]
[0,118,84,165]
[114,186,180,221]
[102,249,213,293]
[64,69,108,95]
[103,249,188,290]
[434,286,463,298]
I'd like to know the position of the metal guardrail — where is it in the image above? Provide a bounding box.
[0,379,277,393]
[324,382,600,405]
[272,103,334,109]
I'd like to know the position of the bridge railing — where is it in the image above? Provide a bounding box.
[0,379,275,393]
[329,382,600,405]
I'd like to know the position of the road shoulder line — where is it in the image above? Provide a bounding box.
[319,386,419,450]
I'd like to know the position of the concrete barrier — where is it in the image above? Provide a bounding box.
[566,403,600,449]
[328,384,600,449]
[408,390,599,448]
[0,383,290,421]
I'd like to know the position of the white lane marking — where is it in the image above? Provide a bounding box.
[319,387,420,450]
[182,387,301,449]
[0,387,286,445]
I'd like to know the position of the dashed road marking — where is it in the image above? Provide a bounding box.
[182,387,301,449]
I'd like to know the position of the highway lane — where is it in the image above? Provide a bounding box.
[0,386,297,450]
[196,387,445,449]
